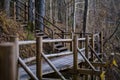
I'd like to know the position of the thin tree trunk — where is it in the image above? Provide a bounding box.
[83,0,88,34]
[4,0,11,16]
[35,0,45,31]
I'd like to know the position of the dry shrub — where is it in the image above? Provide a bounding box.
[0,11,35,58]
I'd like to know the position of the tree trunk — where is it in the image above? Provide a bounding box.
[4,0,11,16]
[83,0,88,34]
[35,0,45,31]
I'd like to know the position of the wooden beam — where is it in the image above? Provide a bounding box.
[73,35,79,80]
[10,36,19,80]
[36,36,42,80]
[18,57,38,80]
[43,39,72,43]
[91,34,94,61]
[41,53,66,80]
[85,35,89,58]
[77,69,101,76]
[82,62,106,67]
[0,43,16,80]
[100,32,103,57]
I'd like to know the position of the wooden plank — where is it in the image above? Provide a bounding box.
[77,69,101,76]
[18,57,38,80]
[43,39,72,43]
[18,41,36,45]
[41,53,66,80]
[77,38,86,41]
[82,62,106,67]
[24,51,72,63]
[19,54,84,79]
[77,48,96,71]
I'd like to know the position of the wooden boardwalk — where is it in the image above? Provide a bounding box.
[19,53,84,80]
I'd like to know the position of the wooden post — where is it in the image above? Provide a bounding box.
[85,35,89,80]
[85,35,89,58]
[10,36,19,80]
[91,34,94,80]
[13,2,16,21]
[91,34,94,61]
[100,32,103,58]
[36,36,42,80]
[0,43,17,80]
[73,35,79,80]
[70,32,73,51]
[79,33,83,49]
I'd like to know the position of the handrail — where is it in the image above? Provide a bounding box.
[43,39,72,43]
[77,48,97,71]
[18,57,38,80]
[88,45,103,63]
[36,12,64,32]
[41,53,66,80]
[35,18,54,38]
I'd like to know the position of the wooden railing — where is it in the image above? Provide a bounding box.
[0,32,104,80]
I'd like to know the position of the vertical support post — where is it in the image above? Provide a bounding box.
[70,32,73,51]
[91,34,94,61]
[100,32,103,58]
[0,43,17,80]
[85,35,89,58]
[36,36,42,80]
[10,36,19,80]
[13,2,16,21]
[79,33,83,49]
[52,30,54,52]
[90,34,94,80]
[85,35,89,80]
[73,35,79,80]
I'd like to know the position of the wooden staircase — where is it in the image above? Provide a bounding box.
[36,30,68,53]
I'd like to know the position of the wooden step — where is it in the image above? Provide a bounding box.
[56,47,68,52]
[54,43,63,48]
[20,24,27,27]
[43,35,49,39]
[36,32,44,36]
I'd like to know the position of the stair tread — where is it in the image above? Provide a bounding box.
[54,43,63,47]
[56,47,68,51]
[36,32,44,36]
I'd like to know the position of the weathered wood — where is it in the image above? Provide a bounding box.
[41,53,66,80]
[78,48,96,71]
[0,43,16,80]
[18,57,38,80]
[36,36,43,80]
[18,41,36,45]
[100,32,103,57]
[79,33,83,49]
[88,45,103,63]
[85,35,89,58]
[10,36,19,80]
[43,39,72,43]
[78,38,86,41]
[82,62,106,67]
[91,34,94,61]
[73,35,79,80]
[24,51,73,63]
[77,69,101,76]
